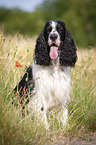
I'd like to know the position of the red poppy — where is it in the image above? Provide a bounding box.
[15,61,22,67]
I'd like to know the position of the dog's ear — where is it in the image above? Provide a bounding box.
[60,28,77,67]
[34,30,50,65]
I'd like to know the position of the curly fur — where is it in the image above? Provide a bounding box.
[35,31,50,65]
[60,28,77,67]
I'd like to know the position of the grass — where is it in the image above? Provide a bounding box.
[0,30,96,145]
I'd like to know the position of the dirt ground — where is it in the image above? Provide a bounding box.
[52,132,96,145]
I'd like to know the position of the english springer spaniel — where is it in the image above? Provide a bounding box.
[14,20,77,128]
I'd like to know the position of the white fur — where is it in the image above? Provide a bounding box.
[28,62,71,128]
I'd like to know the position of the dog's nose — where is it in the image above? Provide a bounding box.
[50,34,58,41]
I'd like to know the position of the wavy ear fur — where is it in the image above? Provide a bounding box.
[34,30,50,65]
[60,28,77,67]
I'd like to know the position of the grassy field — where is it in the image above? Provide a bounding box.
[0,30,96,145]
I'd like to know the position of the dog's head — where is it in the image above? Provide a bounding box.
[44,20,65,60]
[35,20,77,66]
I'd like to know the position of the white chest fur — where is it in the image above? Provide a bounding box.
[31,63,71,111]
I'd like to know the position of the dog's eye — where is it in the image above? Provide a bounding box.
[57,25,60,29]
[47,26,51,32]
[57,25,63,32]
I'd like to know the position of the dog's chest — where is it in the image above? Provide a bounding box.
[32,64,71,109]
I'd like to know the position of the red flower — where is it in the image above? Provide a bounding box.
[15,61,22,67]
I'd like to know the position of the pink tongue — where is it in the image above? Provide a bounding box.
[50,46,58,59]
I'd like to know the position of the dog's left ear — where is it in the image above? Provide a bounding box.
[60,27,77,67]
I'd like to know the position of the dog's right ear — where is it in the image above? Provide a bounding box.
[35,30,50,65]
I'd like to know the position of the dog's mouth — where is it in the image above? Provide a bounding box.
[49,43,61,60]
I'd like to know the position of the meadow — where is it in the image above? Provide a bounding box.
[0,30,96,144]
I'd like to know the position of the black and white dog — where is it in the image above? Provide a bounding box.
[14,20,77,128]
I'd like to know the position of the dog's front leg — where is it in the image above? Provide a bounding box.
[59,106,69,127]
[28,95,49,129]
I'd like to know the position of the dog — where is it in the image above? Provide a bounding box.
[14,20,77,128]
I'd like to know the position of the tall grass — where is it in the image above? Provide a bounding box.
[0,31,96,144]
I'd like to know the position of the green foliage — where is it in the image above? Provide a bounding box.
[0,8,45,36]
[0,0,96,48]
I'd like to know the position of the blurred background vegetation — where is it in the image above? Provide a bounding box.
[0,0,96,48]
